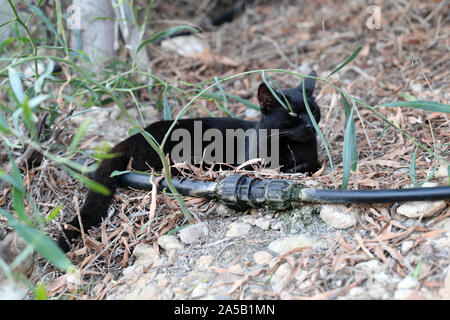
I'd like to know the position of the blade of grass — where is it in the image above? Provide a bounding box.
[69,117,92,153]
[341,93,358,171]
[342,103,356,189]
[8,67,25,104]
[328,45,362,77]
[379,100,450,113]
[163,87,172,120]
[136,25,199,55]
[302,80,335,186]
[214,76,229,111]
[409,146,420,187]
[261,71,293,112]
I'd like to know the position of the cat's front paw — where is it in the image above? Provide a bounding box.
[57,229,79,253]
[285,163,309,174]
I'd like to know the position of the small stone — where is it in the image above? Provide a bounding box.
[268,234,323,255]
[0,232,35,277]
[242,217,255,225]
[298,279,312,290]
[348,286,365,296]
[373,272,391,284]
[195,255,212,268]
[228,264,242,274]
[139,284,159,299]
[397,276,420,290]
[157,235,183,251]
[226,222,251,237]
[367,285,387,299]
[320,204,357,229]
[401,240,414,254]
[179,222,208,245]
[273,263,290,280]
[191,283,208,298]
[270,221,283,230]
[397,200,446,218]
[355,259,382,274]
[254,217,271,230]
[216,204,234,217]
[133,244,158,260]
[435,164,449,179]
[393,288,415,300]
[253,251,273,265]
[271,263,291,294]
[161,35,209,57]
[294,269,308,282]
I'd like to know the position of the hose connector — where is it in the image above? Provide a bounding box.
[215,175,301,210]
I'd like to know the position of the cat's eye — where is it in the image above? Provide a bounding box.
[289,112,298,117]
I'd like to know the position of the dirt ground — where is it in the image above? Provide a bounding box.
[1,0,449,300]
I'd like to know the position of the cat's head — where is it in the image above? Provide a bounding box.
[257,71,320,143]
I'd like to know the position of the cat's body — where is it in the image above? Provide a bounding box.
[58,72,321,252]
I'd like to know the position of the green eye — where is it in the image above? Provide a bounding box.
[289,112,298,117]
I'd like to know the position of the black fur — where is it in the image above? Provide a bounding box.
[58,72,321,252]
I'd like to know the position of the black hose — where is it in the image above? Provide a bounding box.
[71,158,449,208]
[300,186,450,203]
[116,172,450,210]
[119,172,216,197]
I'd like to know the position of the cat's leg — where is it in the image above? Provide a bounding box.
[285,161,320,174]
[57,137,136,252]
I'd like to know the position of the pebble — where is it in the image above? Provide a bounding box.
[228,264,242,274]
[271,263,291,294]
[179,223,208,245]
[253,251,273,265]
[195,255,212,268]
[348,286,365,297]
[319,204,357,229]
[397,276,420,290]
[393,288,415,300]
[355,259,382,274]
[191,283,208,298]
[267,234,323,255]
[226,222,251,237]
[161,35,209,57]
[401,240,414,254]
[215,204,235,217]
[0,232,36,300]
[254,217,271,230]
[158,235,183,251]
[373,271,391,284]
[367,285,387,299]
[435,164,448,179]
[397,200,447,218]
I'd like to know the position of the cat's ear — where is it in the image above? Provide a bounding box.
[258,83,278,113]
[300,70,317,96]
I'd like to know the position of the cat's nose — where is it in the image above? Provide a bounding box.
[306,124,313,129]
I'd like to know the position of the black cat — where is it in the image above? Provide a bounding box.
[58,72,321,252]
